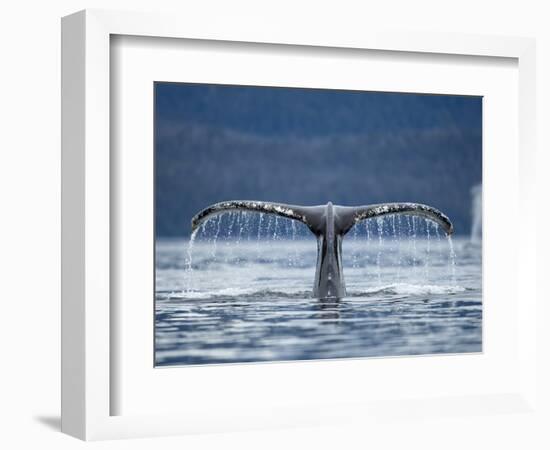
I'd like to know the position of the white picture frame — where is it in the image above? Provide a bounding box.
[61,9,537,441]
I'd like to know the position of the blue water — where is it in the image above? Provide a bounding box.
[155,216,482,366]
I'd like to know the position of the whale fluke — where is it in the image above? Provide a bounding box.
[191,201,453,299]
[335,203,453,236]
[191,200,313,232]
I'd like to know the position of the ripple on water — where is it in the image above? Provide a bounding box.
[155,236,481,366]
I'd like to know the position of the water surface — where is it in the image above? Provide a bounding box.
[155,216,482,366]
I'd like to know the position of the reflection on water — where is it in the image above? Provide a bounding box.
[313,298,342,322]
[155,233,481,366]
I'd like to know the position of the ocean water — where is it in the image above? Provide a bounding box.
[155,216,482,366]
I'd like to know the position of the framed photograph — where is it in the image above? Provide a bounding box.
[153,81,480,367]
[61,9,537,440]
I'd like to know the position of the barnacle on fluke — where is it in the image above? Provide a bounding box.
[191,201,453,299]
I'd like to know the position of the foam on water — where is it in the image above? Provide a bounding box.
[353,282,466,296]
[161,282,465,301]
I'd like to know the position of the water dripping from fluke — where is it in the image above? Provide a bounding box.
[187,200,454,299]
[376,217,383,286]
[447,234,457,287]
[184,228,199,292]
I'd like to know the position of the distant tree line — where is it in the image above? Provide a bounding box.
[155,122,481,237]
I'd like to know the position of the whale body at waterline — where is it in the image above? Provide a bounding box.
[191,201,453,299]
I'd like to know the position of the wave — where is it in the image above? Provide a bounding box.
[348,283,466,296]
[157,282,466,301]
[159,286,312,300]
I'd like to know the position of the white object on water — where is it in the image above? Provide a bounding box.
[470,183,482,243]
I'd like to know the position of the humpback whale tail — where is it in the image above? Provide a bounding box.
[191,201,453,299]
